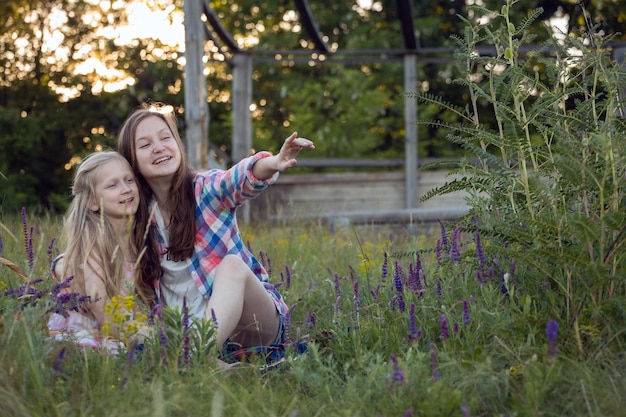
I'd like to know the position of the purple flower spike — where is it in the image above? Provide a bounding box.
[305,308,317,329]
[47,237,56,264]
[285,265,292,290]
[393,262,405,294]
[393,263,406,312]
[390,353,405,384]
[437,219,448,246]
[53,347,67,375]
[430,342,440,381]
[407,302,420,340]
[450,227,461,263]
[436,277,442,298]
[546,319,559,362]
[462,299,471,325]
[381,252,388,282]
[353,280,361,314]
[440,314,449,340]
[333,273,341,299]
[461,405,471,417]
[210,308,218,327]
[435,238,442,266]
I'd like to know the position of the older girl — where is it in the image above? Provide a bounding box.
[117,103,314,359]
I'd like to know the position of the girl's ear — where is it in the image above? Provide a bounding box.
[88,198,100,212]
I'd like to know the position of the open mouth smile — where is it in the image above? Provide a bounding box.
[153,156,172,165]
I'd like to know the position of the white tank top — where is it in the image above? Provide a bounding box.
[153,203,206,322]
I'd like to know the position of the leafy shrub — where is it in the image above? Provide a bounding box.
[410,0,626,356]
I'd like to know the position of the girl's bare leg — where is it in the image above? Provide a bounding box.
[205,254,280,348]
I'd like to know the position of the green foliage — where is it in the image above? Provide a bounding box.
[410,0,626,355]
[2,211,626,416]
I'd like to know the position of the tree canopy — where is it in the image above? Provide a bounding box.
[1,0,624,213]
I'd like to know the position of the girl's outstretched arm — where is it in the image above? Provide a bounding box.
[252,132,315,180]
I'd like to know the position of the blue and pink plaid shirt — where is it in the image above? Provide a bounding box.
[151,151,279,303]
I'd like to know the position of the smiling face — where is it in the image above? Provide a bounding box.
[133,115,183,186]
[90,159,139,221]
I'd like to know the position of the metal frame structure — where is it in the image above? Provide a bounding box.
[184,0,422,213]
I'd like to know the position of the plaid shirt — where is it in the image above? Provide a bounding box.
[152,151,278,303]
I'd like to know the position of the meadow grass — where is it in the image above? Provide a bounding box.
[1,211,625,417]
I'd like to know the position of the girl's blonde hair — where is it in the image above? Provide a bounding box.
[60,151,137,315]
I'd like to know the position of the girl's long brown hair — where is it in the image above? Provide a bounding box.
[117,104,196,306]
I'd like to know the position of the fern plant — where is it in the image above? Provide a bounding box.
[409,0,626,355]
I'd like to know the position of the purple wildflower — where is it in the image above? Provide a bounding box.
[476,269,484,284]
[450,227,461,263]
[415,252,422,272]
[21,207,28,256]
[546,319,559,362]
[462,299,471,325]
[430,342,440,381]
[461,405,471,417]
[435,238,442,265]
[210,308,218,327]
[500,276,509,298]
[453,322,459,333]
[393,262,405,312]
[407,302,420,341]
[403,409,413,417]
[47,237,56,265]
[390,353,405,384]
[348,265,356,282]
[27,226,34,271]
[381,252,388,282]
[53,347,67,375]
[0,233,4,255]
[436,277,442,298]
[258,251,271,276]
[369,288,379,304]
[440,314,449,340]
[437,219,448,246]
[333,273,341,299]
[284,265,292,290]
[393,262,405,294]
[353,280,360,314]
[305,308,317,329]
